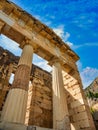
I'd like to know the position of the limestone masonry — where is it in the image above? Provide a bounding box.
[0,0,96,130]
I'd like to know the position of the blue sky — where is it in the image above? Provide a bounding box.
[0,0,98,88]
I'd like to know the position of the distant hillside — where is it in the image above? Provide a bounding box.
[85,77,98,128]
[85,77,98,94]
[85,77,98,110]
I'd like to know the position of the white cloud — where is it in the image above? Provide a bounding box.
[33,14,52,26]
[80,67,98,88]
[64,32,70,41]
[0,34,22,56]
[76,60,82,71]
[34,60,52,72]
[34,15,41,20]
[53,26,74,47]
[53,26,70,41]
[53,27,64,38]
[72,42,98,50]
[53,26,73,47]
[45,21,52,26]
[76,61,98,88]
[53,26,98,50]
[66,41,73,47]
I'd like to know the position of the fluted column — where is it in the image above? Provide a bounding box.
[52,61,71,130]
[1,44,33,124]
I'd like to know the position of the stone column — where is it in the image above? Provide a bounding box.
[52,61,71,130]
[1,44,33,124]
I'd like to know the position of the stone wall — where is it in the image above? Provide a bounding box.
[62,69,95,130]
[25,66,52,128]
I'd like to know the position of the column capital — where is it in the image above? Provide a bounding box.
[48,57,61,66]
[19,37,33,49]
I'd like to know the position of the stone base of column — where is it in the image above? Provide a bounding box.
[0,122,54,130]
[56,115,71,130]
[1,89,28,123]
[0,121,27,130]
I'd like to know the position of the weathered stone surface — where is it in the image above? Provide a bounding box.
[52,62,71,130]
[0,122,27,130]
[0,47,16,111]
[11,64,30,91]
[26,66,52,128]
[62,70,96,130]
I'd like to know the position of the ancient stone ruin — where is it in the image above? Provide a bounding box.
[0,0,96,130]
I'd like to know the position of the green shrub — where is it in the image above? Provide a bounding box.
[90,107,95,114]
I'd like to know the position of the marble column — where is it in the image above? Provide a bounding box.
[1,44,33,124]
[52,61,71,130]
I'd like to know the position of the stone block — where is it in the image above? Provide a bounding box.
[40,103,52,110]
[42,87,51,92]
[35,91,42,97]
[43,99,51,106]
[73,93,82,99]
[27,126,53,130]
[0,122,27,130]
[72,111,88,121]
[70,123,80,130]
[78,119,90,128]
[71,98,84,108]
[68,80,78,87]
[74,105,86,113]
